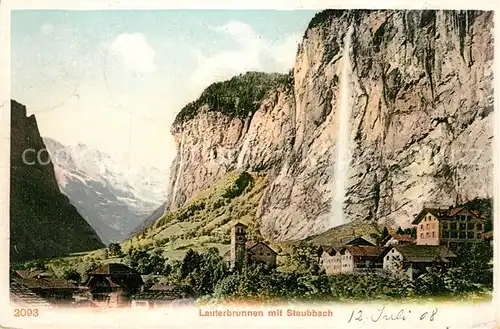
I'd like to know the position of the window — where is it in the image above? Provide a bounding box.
[450,223,457,230]
[420,224,423,229]
[467,223,474,230]
[451,231,458,238]
[459,232,466,239]
[467,232,474,239]
[442,231,449,238]
[477,223,483,230]
[420,233,424,239]
[460,223,466,230]
[443,223,448,229]
[426,232,429,238]
[386,256,389,260]
[477,233,482,239]
[426,224,430,230]
[432,232,435,238]
[466,215,471,221]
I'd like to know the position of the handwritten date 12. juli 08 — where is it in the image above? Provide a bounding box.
[348,306,438,323]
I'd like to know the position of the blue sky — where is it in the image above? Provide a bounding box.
[11,10,318,172]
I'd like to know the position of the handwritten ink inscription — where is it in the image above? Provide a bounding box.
[348,306,438,323]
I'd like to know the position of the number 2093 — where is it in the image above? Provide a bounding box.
[14,308,39,317]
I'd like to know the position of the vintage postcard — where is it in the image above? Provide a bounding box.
[0,0,499,328]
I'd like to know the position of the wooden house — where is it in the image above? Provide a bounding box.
[10,280,53,308]
[19,277,78,303]
[382,244,457,280]
[131,284,196,308]
[85,263,143,307]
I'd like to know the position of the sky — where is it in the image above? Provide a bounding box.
[11,10,319,175]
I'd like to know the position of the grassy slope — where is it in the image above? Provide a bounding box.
[305,220,381,246]
[121,171,270,259]
[34,171,271,275]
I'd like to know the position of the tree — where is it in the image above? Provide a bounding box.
[285,242,321,273]
[396,227,404,234]
[63,268,82,285]
[127,249,167,275]
[84,259,103,275]
[108,243,122,257]
[178,247,229,295]
[24,259,47,271]
[382,226,390,238]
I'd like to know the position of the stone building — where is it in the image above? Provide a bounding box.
[321,245,386,275]
[412,206,487,250]
[228,222,277,271]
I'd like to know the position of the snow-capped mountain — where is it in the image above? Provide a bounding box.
[43,137,168,244]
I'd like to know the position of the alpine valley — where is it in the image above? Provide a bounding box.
[11,9,493,263]
[43,138,168,244]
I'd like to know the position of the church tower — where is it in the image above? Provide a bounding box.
[230,222,247,272]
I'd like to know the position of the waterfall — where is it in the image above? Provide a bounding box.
[170,133,186,210]
[330,23,354,228]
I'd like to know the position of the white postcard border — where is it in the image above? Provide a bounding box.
[0,0,499,328]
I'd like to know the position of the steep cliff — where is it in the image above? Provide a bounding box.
[165,10,493,242]
[10,100,104,262]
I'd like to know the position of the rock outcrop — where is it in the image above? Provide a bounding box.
[164,10,493,242]
[10,100,104,262]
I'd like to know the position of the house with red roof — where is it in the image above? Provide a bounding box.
[382,233,415,246]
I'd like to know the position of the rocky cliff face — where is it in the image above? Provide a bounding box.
[165,10,493,242]
[10,100,104,262]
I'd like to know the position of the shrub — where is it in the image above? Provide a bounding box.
[62,268,82,285]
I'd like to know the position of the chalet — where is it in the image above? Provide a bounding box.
[382,233,415,246]
[85,263,143,307]
[131,284,196,308]
[412,206,487,250]
[15,269,49,279]
[10,280,53,308]
[382,244,457,280]
[321,245,386,275]
[226,223,278,271]
[19,277,78,303]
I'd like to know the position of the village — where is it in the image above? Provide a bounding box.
[10,204,494,308]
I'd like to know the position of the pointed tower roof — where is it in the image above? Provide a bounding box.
[233,221,248,228]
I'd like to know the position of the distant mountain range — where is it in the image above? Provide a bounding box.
[43,138,168,244]
[10,100,104,262]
